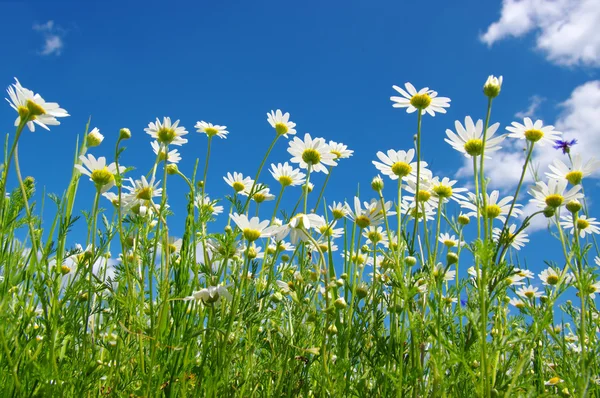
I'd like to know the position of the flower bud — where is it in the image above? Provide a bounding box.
[281,254,290,262]
[405,256,417,267]
[446,252,459,265]
[543,206,556,218]
[371,175,384,192]
[566,200,582,213]
[166,164,179,175]
[86,128,104,147]
[483,75,503,98]
[334,297,347,309]
[458,214,470,226]
[119,128,131,140]
[356,285,368,299]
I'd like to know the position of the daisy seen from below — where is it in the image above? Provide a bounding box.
[509,297,526,309]
[539,268,560,286]
[400,198,435,222]
[195,121,228,139]
[372,149,426,182]
[123,176,163,206]
[560,214,600,238]
[195,194,224,216]
[328,141,353,160]
[529,179,583,210]
[223,172,253,195]
[429,176,468,204]
[345,197,395,229]
[272,213,326,244]
[251,187,275,203]
[516,285,543,300]
[230,213,276,242]
[75,154,124,193]
[390,82,450,116]
[444,116,504,158]
[329,201,350,219]
[506,117,561,146]
[438,232,464,248]
[269,162,306,187]
[145,117,188,146]
[363,226,389,246]
[151,141,181,164]
[460,190,521,223]
[5,78,69,132]
[433,263,455,282]
[86,127,104,147]
[492,224,529,250]
[288,133,337,174]
[546,153,600,186]
[267,109,296,138]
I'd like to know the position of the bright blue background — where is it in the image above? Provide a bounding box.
[1,0,597,280]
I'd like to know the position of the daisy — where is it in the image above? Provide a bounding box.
[329,201,350,219]
[539,268,560,286]
[506,117,561,146]
[5,78,69,132]
[195,121,228,139]
[288,133,337,173]
[587,281,600,299]
[309,237,339,254]
[483,75,503,98]
[151,141,181,164]
[145,117,188,146]
[345,197,393,229]
[242,243,265,260]
[269,162,306,187]
[444,116,504,158]
[267,109,296,138]
[400,198,435,221]
[516,285,543,299]
[390,82,451,116]
[433,263,455,282]
[328,141,353,160]
[317,221,344,239]
[230,213,276,242]
[529,179,583,210]
[251,187,276,203]
[123,176,163,206]
[187,285,232,305]
[272,213,326,244]
[546,153,600,186]
[430,176,468,204]
[492,224,529,250]
[363,226,389,246]
[223,172,253,195]
[544,377,563,386]
[75,154,124,193]
[460,190,521,223]
[438,232,464,248]
[195,194,224,216]
[372,149,426,182]
[509,297,526,309]
[560,214,600,238]
[86,128,104,147]
[514,268,535,279]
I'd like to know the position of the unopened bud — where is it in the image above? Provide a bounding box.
[119,128,131,140]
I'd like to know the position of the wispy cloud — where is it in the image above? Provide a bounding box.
[481,0,600,67]
[515,95,545,119]
[33,20,65,56]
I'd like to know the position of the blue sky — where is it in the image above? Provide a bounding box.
[1,0,599,270]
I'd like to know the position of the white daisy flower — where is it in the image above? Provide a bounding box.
[151,141,181,164]
[539,268,560,286]
[241,243,264,260]
[444,116,504,158]
[86,128,104,147]
[560,214,600,238]
[345,197,394,229]
[269,162,306,187]
[251,187,276,203]
[438,232,464,248]
[492,224,529,250]
[430,176,468,204]
[328,141,353,160]
[544,377,563,386]
[587,281,600,299]
[372,149,426,182]
[514,268,535,279]
[317,221,344,239]
[288,133,337,173]
[529,179,583,209]
[195,194,224,216]
[390,82,451,116]
[546,153,600,186]
[516,285,543,299]
[400,198,435,221]
[187,286,232,304]
[506,117,561,146]
[267,109,296,138]
[223,172,253,195]
[75,154,124,193]
[195,121,228,139]
[229,213,276,242]
[123,176,162,206]
[272,213,326,244]
[145,117,188,146]
[460,190,521,223]
[363,226,389,246]
[329,201,350,219]
[509,297,526,309]
[5,78,69,132]
[483,75,503,98]
[433,263,455,282]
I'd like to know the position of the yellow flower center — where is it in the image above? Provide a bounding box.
[577,218,590,230]
[367,231,382,243]
[17,106,29,119]
[332,209,345,219]
[157,151,168,162]
[391,161,412,177]
[157,127,177,144]
[331,150,342,159]
[524,290,535,298]
[464,139,483,157]
[410,93,432,109]
[26,99,46,117]
[253,193,266,203]
[545,194,564,208]
[443,240,455,248]
[417,190,431,202]
[484,204,502,219]
[279,176,293,187]
[232,181,245,192]
[352,254,365,265]
[547,377,562,385]
[168,244,178,254]
[566,170,583,185]
[319,225,333,236]
[90,167,115,188]
[355,215,371,229]
[433,184,453,198]
[243,228,261,242]
[302,148,321,165]
[524,129,544,143]
[546,274,559,285]
[275,122,288,136]
[204,127,219,137]
[247,247,257,259]
[136,187,153,201]
[515,301,525,309]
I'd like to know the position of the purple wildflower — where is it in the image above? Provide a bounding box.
[553,139,577,154]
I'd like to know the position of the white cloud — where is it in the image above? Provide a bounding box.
[515,95,545,119]
[33,20,64,56]
[481,0,600,67]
